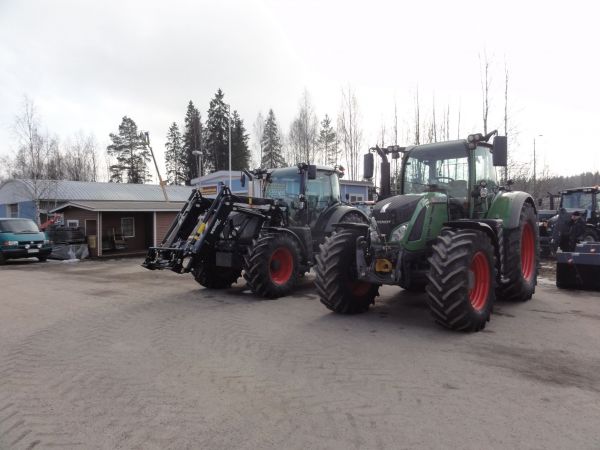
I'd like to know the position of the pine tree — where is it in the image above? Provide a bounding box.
[164,122,186,185]
[182,101,203,184]
[261,109,286,168]
[205,89,230,172]
[319,114,338,166]
[107,116,150,183]
[230,111,251,170]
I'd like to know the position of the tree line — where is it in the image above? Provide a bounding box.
[105,87,363,186]
[2,53,591,201]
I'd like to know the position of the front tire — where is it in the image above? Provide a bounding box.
[426,229,496,332]
[497,202,538,302]
[244,233,301,298]
[315,229,379,314]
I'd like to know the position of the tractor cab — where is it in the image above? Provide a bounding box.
[559,187,599,219]
[401,139,499,219]
[262,165,343,226]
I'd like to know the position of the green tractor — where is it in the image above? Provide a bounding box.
[315,131,539,331]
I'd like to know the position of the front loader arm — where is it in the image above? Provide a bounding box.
[142,187,282,273]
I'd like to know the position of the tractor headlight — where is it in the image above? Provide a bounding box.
[390,223,409,242]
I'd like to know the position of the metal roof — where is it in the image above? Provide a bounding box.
[50,200,186,213]
[0,179,194,202]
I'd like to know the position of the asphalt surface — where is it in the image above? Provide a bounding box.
[1,258,599,449]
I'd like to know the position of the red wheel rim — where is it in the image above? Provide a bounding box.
[269,247,293,285]
[521,222,535,282]
[469,251,490,311]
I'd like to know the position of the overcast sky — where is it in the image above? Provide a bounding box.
[1,0,599,180]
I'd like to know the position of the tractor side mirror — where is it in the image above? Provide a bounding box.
[240,173,246,188]
[307,164,317,180]
[492,136,508,166]
[363,153,374,179]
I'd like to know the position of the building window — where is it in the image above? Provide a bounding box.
[67,219,79,228]
[121,217,135,238]
[8,204,18,218]
[350,195,357,202]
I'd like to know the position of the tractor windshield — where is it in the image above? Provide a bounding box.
[561,191,594,210]
[403,143,469,200]
[265,167,301,209]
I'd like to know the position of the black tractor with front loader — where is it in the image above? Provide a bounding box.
[143,163,367,298]
[315,131,539,331]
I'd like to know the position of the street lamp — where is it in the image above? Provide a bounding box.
[192,150,201,180]
[533,134,543,199]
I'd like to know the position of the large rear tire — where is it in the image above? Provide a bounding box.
[426,229,496,332]
[497,202,538,302]
[244,233,301,298]
[315,229,379,314]
[193,263,241,289]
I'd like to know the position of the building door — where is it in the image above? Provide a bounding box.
[85,219,98,257]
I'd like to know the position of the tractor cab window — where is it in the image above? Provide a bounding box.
[264,168,301,211]
[306,171,338,216]
[474,146,498,188]
[562,191,594,211]
[404,149,469,200]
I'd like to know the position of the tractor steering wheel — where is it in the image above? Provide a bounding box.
[433,176,455,184]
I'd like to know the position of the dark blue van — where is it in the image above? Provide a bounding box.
[0,218,52,264]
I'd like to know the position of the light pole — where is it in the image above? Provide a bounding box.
[228,108,232,189]
[192,150,201,181]
[533,134,543,199]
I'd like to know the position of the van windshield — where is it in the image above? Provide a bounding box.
[0,219,40,233]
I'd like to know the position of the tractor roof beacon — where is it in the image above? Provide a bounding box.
[142,163,368,299]
[315,131,539,332]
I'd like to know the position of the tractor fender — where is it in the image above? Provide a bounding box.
[444,219,504,281]
[487,191,537,230]
[319,205,369,235]
[261,226,311,264]
[444,220,501,248]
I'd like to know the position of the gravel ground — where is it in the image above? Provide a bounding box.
[1,258,599,449]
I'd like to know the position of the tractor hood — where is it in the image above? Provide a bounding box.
[372,194,422,236]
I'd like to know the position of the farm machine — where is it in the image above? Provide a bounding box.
[539,186,600,256]
[315,131,539,331]
[143,163,368,298]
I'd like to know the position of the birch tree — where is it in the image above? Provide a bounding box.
[338,86,362,180]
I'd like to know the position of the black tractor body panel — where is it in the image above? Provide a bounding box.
[371,195,421,237]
